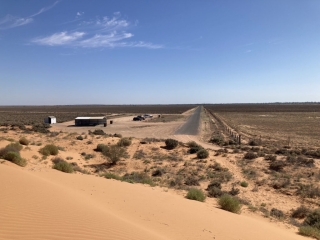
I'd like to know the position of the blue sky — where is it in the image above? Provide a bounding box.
[0,0,319,105]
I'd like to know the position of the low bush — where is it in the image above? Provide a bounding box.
[103,172,122,180]
[117,138,132,147]
[76,135,83,140]
[275,148,288,155]
[303,208,320,230]
[218,194,241,213]
[4,151,27,167]
[39,144,59,156]
[113,133,122,138]
[270,208,285,219]
[272,178,290,189]
[207,170,233,183]
[229,187,240,196]
[269,161,286,172]
[165,138,178,150]
[264,154,277,161]
[187,141,200,148]
[299,226,320,239]
[242,168,257,179]
[292,205,310,219]
[240,181,248,187]
[248,139,259,146]
[96,144,109,152]
[103,145,127,165]
[0,142,22,157]
[189,146,203,154]
[244,152,258,160]
[207,186,223,198]
[152,168,165,177]
[209,136,225,146]
[122,172,155,186]
[297,184,320,198]
[52,159,74,173]
[90,129,106,135]
[211,162,224,171]
[197,149,209,159]
[185,176,200,186]
[19,137,29,145]
[186,188,206,202]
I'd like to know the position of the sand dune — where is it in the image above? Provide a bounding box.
[0,163,306,240]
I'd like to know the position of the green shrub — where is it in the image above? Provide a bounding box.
[91,129,106,135]
[189,146,203,154]
[207,186,223,198]
[210,136,225,145]
[4,142,23,152]
[207,180,222,189]
[244,151,258,160]
[96,144,109,152]
[4,151,21,161]
[269,161,286,172]
[122,172,155,186]
[299,226,320,239]
[103,172,122,180]
[3,151,27,167]
[0,143,20,157]
[19,137,29,145]
[240,181,248,187]
[207,170,233,183]
[197,149,209,159]
[117,138,132,147]
[76,135,83,140]
[39,144,59,156]
[218,194,241,213]
[186,188,206,202]
[152,168,165,177]
[185,176,200,186]
[249,139,259,146]
[297,184,320,199]
[228,187,240,196]
[103,145,126,165]
[187,141,200,148]
[270,208,284,219]
[53,160,74,173]
[165,138,178,150]
[303,209,320,230]
[292,205,310,219]
[264,154,277,161]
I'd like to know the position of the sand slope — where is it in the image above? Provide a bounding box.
[0,163,306,240]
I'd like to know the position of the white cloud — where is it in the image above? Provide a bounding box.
[32,32,85,46]
[79,32,132,48]
[32,13,163,49]
[0,15,33,30]
[77,12,84,17]
[0,1,59,30]
[128,41,163,49]
[29,1,59,18]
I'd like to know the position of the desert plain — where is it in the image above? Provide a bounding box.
[1,104,320,240]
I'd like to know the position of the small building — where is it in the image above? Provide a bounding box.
[44,116,56,124]
[75,117,107,126]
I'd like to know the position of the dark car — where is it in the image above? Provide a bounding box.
[133,116,145,121]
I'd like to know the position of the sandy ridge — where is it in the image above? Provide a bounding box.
[0,162,306,240]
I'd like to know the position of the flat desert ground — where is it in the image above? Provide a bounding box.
[0,108,308,240]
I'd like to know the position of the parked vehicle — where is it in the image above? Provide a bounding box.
[143,114,153,118]
[133,116,145,121]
